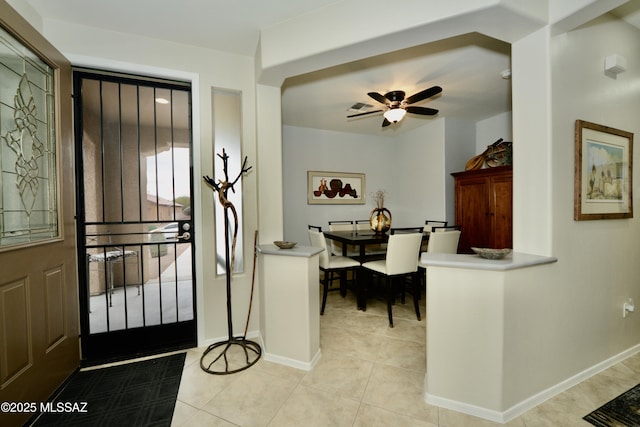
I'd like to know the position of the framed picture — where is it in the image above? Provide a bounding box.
[575,120,633,220]
[308,171,365,204]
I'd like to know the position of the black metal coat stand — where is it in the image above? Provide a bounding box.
[201,149,261,375]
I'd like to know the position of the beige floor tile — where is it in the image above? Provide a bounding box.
[519,400,594,427]
[202,368,298,427]
[177,360,236,409]
[320,325,386,361]
[250,357,308,383]
[376,336,426,372]
[301,351,374,400]
[381,316,426,343]
[621,352,640,374]
[577,371,637,408]
[268,383,360,427]
[171,400,200,427]
[353,403,437,427]
[176,409,238,426]
[362,363,438,423]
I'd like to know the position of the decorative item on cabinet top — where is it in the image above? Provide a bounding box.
[465,138,512,171]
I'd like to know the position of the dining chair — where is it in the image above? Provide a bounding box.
[308,228,360,315]
[423,220,448,233]
[361,229,423,327]
[328,220,358,257]
[427,226,462,254]
[422,220,447,251]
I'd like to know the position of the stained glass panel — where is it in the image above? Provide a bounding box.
[0,25,58,248]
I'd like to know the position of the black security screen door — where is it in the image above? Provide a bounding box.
[73,70,196,364]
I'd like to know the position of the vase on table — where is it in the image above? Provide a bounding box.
[370,207,392,234]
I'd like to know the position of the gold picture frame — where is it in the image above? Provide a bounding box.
[574,120,633,220]
[307,171,365,205]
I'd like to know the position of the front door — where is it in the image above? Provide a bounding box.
[73,70,196,364]
[0,3,78,426]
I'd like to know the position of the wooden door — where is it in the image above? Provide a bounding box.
[0,3,78,427]
[490,174,513,249]
[455,176,491,253]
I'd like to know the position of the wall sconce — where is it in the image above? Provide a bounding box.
[604,54,627,78]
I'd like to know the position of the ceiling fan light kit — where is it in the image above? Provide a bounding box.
[383,108,406,123]
[347,85,442,127]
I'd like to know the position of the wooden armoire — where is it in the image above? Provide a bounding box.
[452,166,512,254]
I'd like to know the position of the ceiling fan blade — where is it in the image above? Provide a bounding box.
[368,92,389,105]
[405,106,439,116]
[405,86,443,105]
[382,118,392,127]
[347,109,383,118]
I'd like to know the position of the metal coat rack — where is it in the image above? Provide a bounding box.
[201,149,261,375]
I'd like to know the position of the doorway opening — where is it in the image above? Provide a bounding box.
[73,69,196,364]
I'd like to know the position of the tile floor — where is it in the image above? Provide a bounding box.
[170,289,640,426]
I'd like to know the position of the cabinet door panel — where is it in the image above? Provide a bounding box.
[455,177,491,253]
[491,175,513,249]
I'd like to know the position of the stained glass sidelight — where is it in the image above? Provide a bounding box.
[0,25,58,248]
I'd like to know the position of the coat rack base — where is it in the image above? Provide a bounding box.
[200,336,262,375]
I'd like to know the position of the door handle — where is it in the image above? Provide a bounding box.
[177,232,191,241]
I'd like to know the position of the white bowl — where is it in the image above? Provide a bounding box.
[471,247,512,260]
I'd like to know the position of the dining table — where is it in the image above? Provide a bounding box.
[323,229,428,310]
[322,229,389,263]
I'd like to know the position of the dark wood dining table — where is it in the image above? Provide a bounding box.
[322,229,389,263]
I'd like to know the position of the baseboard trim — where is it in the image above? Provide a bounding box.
[262,349,321,371]
[425,343,640,424]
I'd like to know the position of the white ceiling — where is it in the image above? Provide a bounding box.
[24,0,640,136]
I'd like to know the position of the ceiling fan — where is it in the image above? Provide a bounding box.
[347,85,442,127]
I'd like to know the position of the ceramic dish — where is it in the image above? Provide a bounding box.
[471,247,512,260]
[274,241,297,249]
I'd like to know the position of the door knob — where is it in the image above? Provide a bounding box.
[177,232,191,241]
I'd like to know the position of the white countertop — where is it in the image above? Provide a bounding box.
[257,244,323,258]
[419,252,557,271]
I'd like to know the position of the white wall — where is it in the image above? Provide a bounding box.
[547,12,640,382]
[476,111,513,153]
[283,126,392,244]
[283,121,460,245]
[445,118,478,224]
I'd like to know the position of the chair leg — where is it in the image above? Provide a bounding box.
[339,270,347,297]
[412,272,421,321]
[387,276,394,328]
[321,272,329,315]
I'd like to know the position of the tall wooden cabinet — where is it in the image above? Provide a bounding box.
[453,166,512,254]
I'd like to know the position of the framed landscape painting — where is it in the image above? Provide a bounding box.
[307,171,365,204]
[574,120,633,220]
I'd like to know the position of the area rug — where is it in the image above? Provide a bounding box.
[584,383,640,426]
[32,352,186,427]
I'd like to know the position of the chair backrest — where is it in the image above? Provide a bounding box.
[426,228,461,254]
[355,219,370,231]
[385,232,423,275]
[391,227,424,234]
[328,220,353,255]
[424,220,447,233]
[308,228,330,268]
[308,225,322,231]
